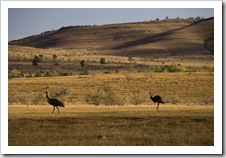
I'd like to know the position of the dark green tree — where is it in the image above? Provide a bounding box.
[53,54,57,60]
[100,58,106,65]
[32,55,41,66]
[80,60,85,67]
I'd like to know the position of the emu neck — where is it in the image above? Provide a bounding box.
[46,93,50,100]
[150,94,153,99]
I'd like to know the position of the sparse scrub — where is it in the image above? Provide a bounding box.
[32,92,44,105]
[34,72,42,77]
[80,69,90,75]
[8,72,213,105]
[8,69,24,78]
[130,90,146,105]
[89,88,107,105]
[149,64,188,72]
[170,95,180,104]
[161,64,187,72]
[89,83,126,106]
[201,88,214,105]
[47,87,70,101]
[102,83,126,106]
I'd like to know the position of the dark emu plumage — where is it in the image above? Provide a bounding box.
[45,92,65,113]
[149,92,165,110]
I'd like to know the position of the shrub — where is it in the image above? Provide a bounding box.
[9,69,24,78]
[80,69,90,75]
[130,91,146,105]
[52,61,59,65]
[89,84,126,106]
[48,87,70,101]
[149,65,161,72]
[102,84,125,106]
[165,95,180,104]
[32,55,41,66]
[100,58,106,64]
[34,72,42,77]
[149,64,188,72]
[89,88,107,105]
[162,64,187,72]
[128,56,134,62]
[80,60,85,67]
[53,54,57,60]
[32,92,44,105]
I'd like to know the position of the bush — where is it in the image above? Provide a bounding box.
[149,65,161,72]
[162,64,187,72]
[32,55,41,66]
[165,95,180,104]
[80,69,90,75]
[80,60,85,67]
[149,64,188,72]
[47,87,70,101]
[100,58,106,64]
[9,69,24,78]
[34,72,42,77]
[89,88,107,105]
[32,92,44,105]
[53,54,57,60]
[89,84,126,106]
[130,91,146,105]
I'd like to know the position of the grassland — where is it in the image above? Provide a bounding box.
[7,18,214,146]
[8,104,213,146]
[8,72,214,105]
[8,72,214,146]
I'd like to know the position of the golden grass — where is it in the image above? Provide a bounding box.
[8,72,214,105]
[8,104,214,146]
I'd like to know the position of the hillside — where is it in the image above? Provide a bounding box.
[9,18,214,57]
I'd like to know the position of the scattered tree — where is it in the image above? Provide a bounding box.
[80,60,85,67]
[32,55,41,66]
[53,54,57,60]
[100,58,106,65]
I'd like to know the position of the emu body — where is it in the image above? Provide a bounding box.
[149,92,164,110]
[45,92,64,113]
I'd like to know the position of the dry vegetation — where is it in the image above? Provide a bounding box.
[8,105,213,146]
[8,18,214,146]
[8,72,214,106]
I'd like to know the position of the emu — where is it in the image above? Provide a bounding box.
[45,92,64,113]
[149,92,164,110]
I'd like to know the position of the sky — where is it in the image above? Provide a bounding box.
[8,8,214,41]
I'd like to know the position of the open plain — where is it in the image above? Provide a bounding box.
[9,104,213,146]
[8,17,214,146]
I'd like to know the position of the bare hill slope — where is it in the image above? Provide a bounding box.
[9,18,213,56]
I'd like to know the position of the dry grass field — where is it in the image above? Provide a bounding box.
[8,72,214,105]
[8,72,214,146]
[7,18,214,146]
[8,104,213,146]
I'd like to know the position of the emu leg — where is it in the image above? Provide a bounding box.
[157,103,159,110]
[56,106,60,113]
[52,107,55,113]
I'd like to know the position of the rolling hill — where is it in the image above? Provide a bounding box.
[9,17,214,57]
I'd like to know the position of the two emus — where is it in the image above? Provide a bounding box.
[45,91,164,113]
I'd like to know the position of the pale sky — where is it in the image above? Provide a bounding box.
[8,8,214,41]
